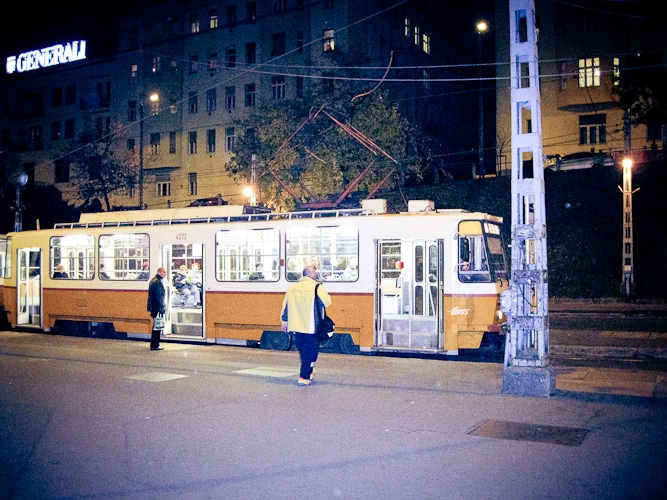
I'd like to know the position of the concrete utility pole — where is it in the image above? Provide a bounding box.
[501,0,555,397]
[620,109,637,297]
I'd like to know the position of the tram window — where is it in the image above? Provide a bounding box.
[286,225,358,282]
[458,221,491,283]
[50,235,94,280]
[380,240,402,279]
[216,228,279,281]
[98,233,150,280]
[0,236,8,278]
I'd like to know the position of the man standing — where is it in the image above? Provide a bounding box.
[147,267,167,350]
[281,265,331,386]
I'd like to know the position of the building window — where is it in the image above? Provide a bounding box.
[188,92,198,114]
[296,76,304,98]
[324,0,335,8]
[423,70,430,90]
[127,138,135,151]
[207,129,216,153]
[190,55,199,73]
[130,64,138,83]
[297,32,304,54]
[189,173,197,196]
[51,121,61,140]
[247,2,256,23]
[225,127,236,151]
[152,56,161,75]
[29,126,43,150]
[414,25,420,46]
[578,58,600,87]
[246,42,256,64]
[190,15,200,33]
[128,100,137,122]
[227,6,236,26]
[271,76,286,100]
[225,86,236,110]
[579,114,607,145]
[613,57,620,86]
[209,10,218,29]
[189,131,197,154]
[323,29,335,52]
[156,182,171,197]
[272,32,286,56]
[273,0,286,13]
[404,17,410,37]
[422,33,430,54]
[55,160,69,183]
[206,88,217,112]
[52,87,63,107]
[245,83,256,107]
[150,133,160,155]
[65,85,76,105]
[208,52,218,72]
[226,46,236,68]
[169,132,176,154]
[64,119,75,139]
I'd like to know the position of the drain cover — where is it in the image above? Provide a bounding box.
[127,372,189,382]
[468,420,588,446]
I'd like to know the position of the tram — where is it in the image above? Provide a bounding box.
[0,199,509,355]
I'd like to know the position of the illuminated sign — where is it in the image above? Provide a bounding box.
[6,40,86,74]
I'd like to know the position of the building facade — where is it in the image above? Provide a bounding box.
[495,0,666,171]
[1,0,474,212]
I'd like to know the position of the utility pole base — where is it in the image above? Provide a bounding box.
[502,365,556,397]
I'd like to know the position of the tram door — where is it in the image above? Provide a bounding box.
[377,239,443,349]
[17,248,42,327]
[162,243,204,338]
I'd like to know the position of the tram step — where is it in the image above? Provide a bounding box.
[385,331,438,348]
[171,324,202,336]
[172,311,202,324]
[383,318,436,333]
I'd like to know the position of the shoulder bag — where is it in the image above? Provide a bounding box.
[314,284,335,341]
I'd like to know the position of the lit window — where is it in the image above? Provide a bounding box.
[216,229,280,282]
[152,56,161,75]
[130,64,138,83]
[98,234,150,281]
[210,10,218,29]
[422,33,430,54]
[414,25,420,46]
[323,29,335,52]
[578,58,600,87]
[50,235,95,280]
[190,15,200,33]
[404,17,410,37]
[613,57,620,86]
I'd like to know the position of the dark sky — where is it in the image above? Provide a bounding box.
[1,1,135,60]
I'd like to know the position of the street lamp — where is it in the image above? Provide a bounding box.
[475,20,488,179]
[14,171,28,232]
[138,92,159,210]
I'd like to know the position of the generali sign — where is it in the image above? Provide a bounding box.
[6,40,86,74]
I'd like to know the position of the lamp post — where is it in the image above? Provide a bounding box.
[14,172,28,232]
[138,92,159,210]
[475,20,488,180]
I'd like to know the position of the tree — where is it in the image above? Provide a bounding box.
[226,91,428,211]
[614,54,667,149]
[67,124,138,212]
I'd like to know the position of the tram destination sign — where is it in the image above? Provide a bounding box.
[6,40,86,74]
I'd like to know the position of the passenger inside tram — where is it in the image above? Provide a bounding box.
[53,264,69,279]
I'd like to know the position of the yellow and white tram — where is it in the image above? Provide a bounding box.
[0,199,509,355]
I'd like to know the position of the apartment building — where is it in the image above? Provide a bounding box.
[2,0,473,211]
[495,0,666,171]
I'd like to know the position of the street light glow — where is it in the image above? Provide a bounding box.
[622,157,632,169]
[476,20,488,33]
